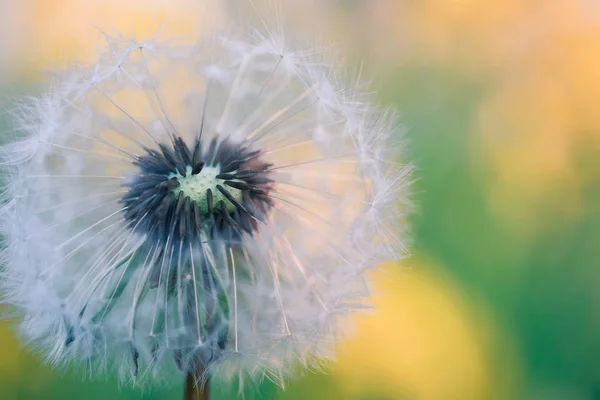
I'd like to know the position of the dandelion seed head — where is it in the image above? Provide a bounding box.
[0,10,412,390]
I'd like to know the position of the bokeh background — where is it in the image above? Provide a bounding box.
[1,0,599,399]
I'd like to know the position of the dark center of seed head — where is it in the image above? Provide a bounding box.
[121,136,273,243]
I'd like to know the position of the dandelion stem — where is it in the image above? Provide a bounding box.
[184,369,209,400]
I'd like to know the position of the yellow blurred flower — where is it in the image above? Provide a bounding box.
[341,0,600,238]
[333,259,517,400]
[474,3,600,237]
[0,324,22,379]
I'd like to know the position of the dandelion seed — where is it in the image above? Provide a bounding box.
[0,14,411,398]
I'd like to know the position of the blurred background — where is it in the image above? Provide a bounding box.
[1,0,599,399]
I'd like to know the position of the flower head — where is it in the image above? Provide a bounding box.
[0,22,411,389]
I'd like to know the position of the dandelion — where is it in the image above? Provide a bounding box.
[0,12,411,399]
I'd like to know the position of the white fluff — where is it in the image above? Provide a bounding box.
[0,17,412,390]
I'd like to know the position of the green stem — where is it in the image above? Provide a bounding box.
[184,368,209,400]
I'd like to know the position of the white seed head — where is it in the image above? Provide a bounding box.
[0,15,412,390]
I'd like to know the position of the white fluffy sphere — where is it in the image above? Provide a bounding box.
[0,20,411,389]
